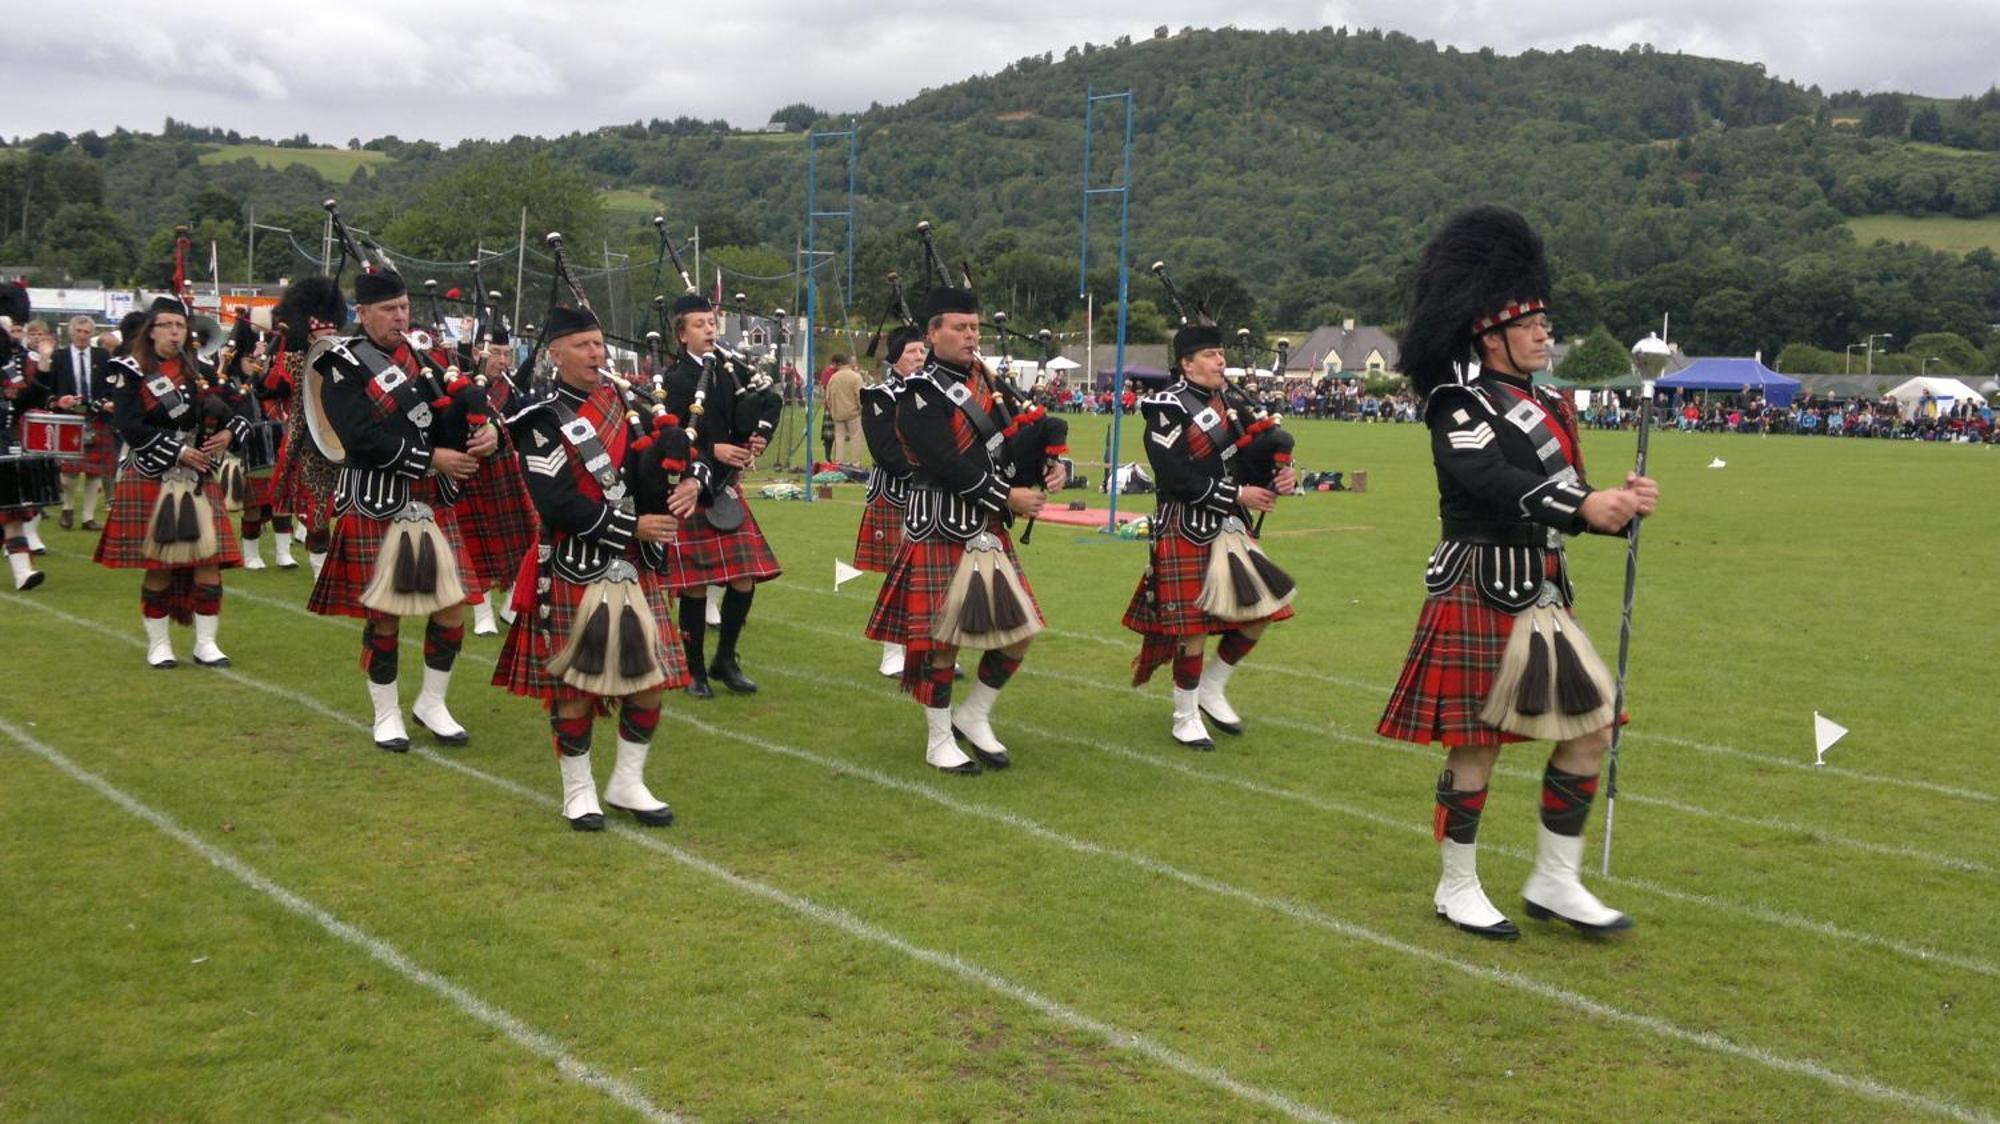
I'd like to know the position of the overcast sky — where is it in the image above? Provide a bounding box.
[11,1,1993,145]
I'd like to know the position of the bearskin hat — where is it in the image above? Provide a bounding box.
[1398,204,1552,398]
[275,276,349,349]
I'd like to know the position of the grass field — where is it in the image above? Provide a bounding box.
[1848,213,2000,255]
[196,144,397,179]
[601,188,665,217]
[2,416,1995,1121]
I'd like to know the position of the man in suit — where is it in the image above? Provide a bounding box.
[43,315,116,530]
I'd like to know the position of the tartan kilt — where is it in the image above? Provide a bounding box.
[1376,575,1536,749]
[457,451,540,589]
[306,484,475,619]
[672,485,783,589]
[270,413,339,519]
[62,417,119,477]
[1122,528,1297,637]
[852,492,904,572]
[494,567,689,706]
[865,525,1043,662]
[92,470,243,570]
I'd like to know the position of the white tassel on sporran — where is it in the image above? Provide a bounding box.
[218,454,247,513]
[361,501,466,618]
[1196,520,1296,623]
[931,531,1042,651]
[1479,600,1617,742]
[143,469,219,566]
[548,562,664,697]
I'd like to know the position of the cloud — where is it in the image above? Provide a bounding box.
[6,1,1993,144]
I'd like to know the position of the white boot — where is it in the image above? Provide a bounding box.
[603,737,674,826]
[1197,658,1244,734]
[410,665,468,745]
[472,597,499,636]
[498,587,517,625]
[704,584,722,627]
[878,641,905,678]
[8,551,44,591]
[191,613,230,667]
[308,550,327,580]
[557,751,605,830]
[272,530,298,568]
[1171,687,1215,750]
[1435,840,1518,939]
[1522,824,1633,932]
[144,615,177,669]
[368,679,409,751]
[950,680,1011,768]
[925,705,979,774]
[241,535,266,570]
[24,514,46,553]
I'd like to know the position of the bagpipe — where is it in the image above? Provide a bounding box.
[1150,260,1295,622]
[915,221,1068,546]
[649,222,762,530]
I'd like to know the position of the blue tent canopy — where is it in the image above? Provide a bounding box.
[1658,358,1801,407]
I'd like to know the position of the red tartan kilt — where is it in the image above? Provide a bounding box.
[92,469,243,570]
[852,492,903,572]
[457,450,539,588]
[243,471,274,511]
[1376,576,1536,749]
[671,486,783,589]
[60,417,119,477]
[493,568,689,705]
[1121,528,1296,637]
[270,417,339,518]
[865,525,1043,658]
[306,487,475,619]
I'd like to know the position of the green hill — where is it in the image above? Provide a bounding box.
[197,144,395,179]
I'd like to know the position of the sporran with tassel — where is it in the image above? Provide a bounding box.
[143,466,218,566]
[1196,517,1296,622]
[1479,583,1617,741]
[360,500,467,617]
[547,560,665,696]
[931,531,1042,650]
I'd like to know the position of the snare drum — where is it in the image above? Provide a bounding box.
[242,419,285,473]
[0,453,65,509]
[21,411,84,462]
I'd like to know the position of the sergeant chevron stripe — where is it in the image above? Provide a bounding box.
[1447,423,1496,450]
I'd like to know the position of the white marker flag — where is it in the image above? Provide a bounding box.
[1813,712,1849,766]
[834,559,864,591]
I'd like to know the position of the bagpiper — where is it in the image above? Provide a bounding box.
[305,271,494,751]
[864,282,1061,774]
[494,305,692,830]
[1377,204,1659,939]
[268,276,348,580]
[92,296,248,667]
[657,293,783,698]
[855,323,927,677]
[1122,298,1296,749]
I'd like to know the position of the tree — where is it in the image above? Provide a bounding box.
[380,151,605,262]
[1901,331,1982,374]
[1859,94,1909,138]
[37,203,135,282]
[1557,326,1629,383]
[1908,106,1945,143]
[768,103,821,132]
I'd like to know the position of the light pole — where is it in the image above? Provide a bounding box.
[1864,332,1892,375]
[1921,356,1941,375]
[248,221,292,284]
[1844,343,1864,375]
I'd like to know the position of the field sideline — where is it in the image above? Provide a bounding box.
[1,417,1993,1121]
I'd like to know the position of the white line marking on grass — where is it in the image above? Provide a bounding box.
[5,596,1342,1124]
[762,662,2000,982]
[768,580,2000,801]
[763,609,1999,878]
[648,706,1996,1124]
[0,717,678,1124]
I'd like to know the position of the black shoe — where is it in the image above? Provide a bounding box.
[933,760,982,775]
[710,656,758,694]
[1437,910,1521,940]
[567,812,606,832]
[952,726,1012,769]
[29,545,45,556]
[193,653,231,669]
[607,801,675,827]
[16,571,44,592]
[58,510,73,530]
[685,676,714,700]
[412,713,469,746]
[81,520,101,531]
[1199,705,1244,736]
[1522,899,1636,934]
[375,736,410,753]
[1173,732,1216,751]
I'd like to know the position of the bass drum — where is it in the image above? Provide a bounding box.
[0,453,65,511]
